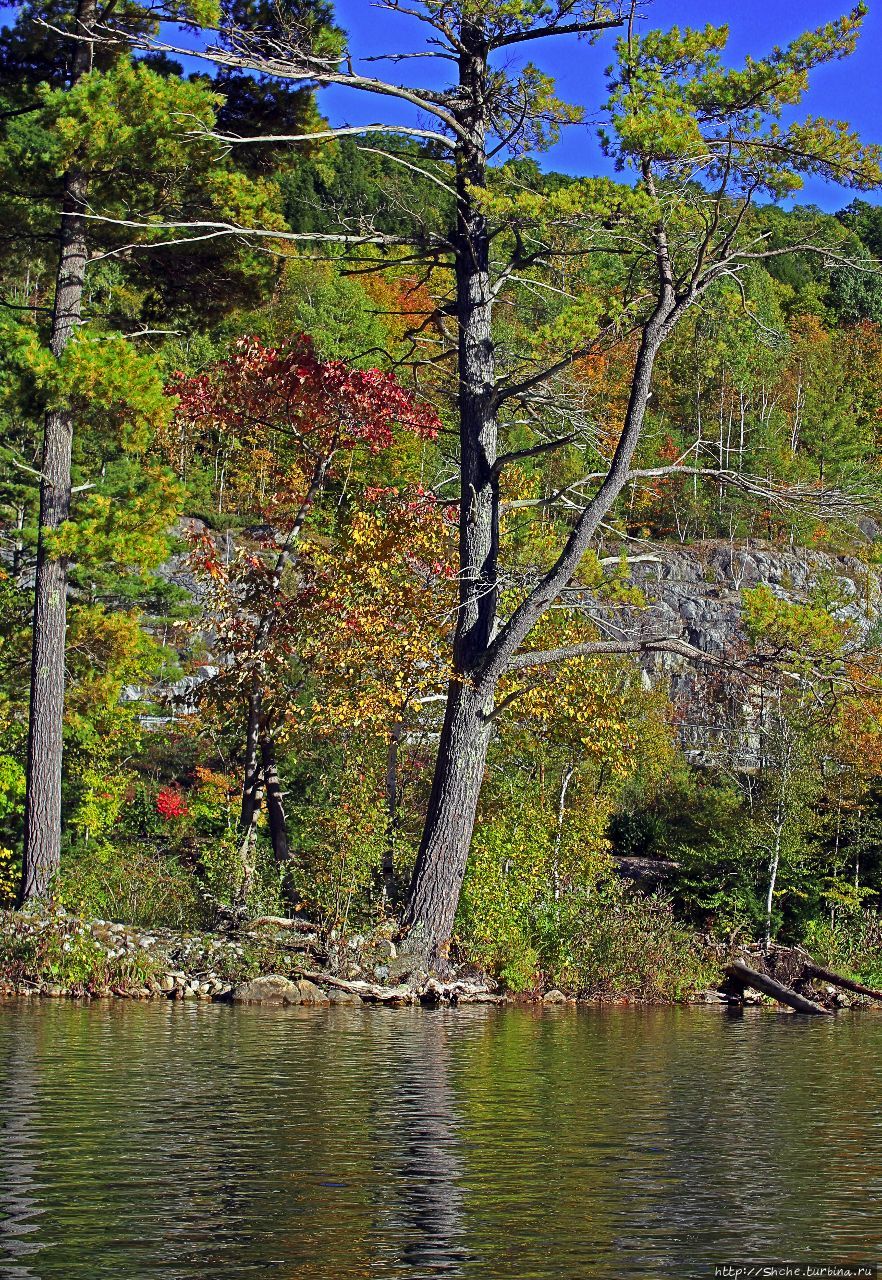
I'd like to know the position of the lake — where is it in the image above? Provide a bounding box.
[0,1001,880,1278]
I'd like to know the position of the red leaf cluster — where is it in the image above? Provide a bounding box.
[169,335,440,458]
[155,787,188,820]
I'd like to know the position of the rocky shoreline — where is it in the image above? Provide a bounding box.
[0,909,511,1008]
[0,908,719,1008]
[3,909,878,1011]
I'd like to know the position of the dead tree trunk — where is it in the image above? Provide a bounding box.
[801,962,882,1002]
[726,960,831,1015]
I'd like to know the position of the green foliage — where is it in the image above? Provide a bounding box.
[267,257,391,365]
[743,583,848,665]
[603,10,882,196]
[54,847,211,931]
[289,759,396,930]
[550,887,720,1002]
[0,841,18,908]
[804,909,882,989]
[0,912,162,990]
[459,824,717,999]
[2,0,882,991]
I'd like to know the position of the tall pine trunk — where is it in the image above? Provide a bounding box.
[402,683,493,957]
[402,26,498,962]
[19,0,95,902]
[403,161,673,959]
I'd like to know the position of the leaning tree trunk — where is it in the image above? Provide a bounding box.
[402,684,494,959]
[402,38,678,965]
[403,27,499,963]
[403,311,673,959]
[19,0,96,903]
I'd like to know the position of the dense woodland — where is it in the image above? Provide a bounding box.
[3,0,882,994]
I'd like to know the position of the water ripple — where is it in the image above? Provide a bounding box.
[0,1001,880,1278]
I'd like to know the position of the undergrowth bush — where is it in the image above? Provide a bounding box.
[804,909,882,988]
[549,888,720,1001]
[54,844,210,930]
[458,815,717,999]
[0,914,161,990]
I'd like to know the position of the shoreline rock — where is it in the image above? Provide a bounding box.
[0,909,508,1009]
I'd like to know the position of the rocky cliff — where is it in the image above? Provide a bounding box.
[618,540,879,764]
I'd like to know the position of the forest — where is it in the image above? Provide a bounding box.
[3,0,882,1000]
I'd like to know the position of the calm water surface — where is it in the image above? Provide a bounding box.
[0,1001,880,1279]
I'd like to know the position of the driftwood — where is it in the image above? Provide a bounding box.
[801,962,882,1002]
[726,960,831,1015]
[245,916,319,934]
[298,970,413,1003]
[296,969,498,1006]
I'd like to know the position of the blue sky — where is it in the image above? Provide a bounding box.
[320,0,882,211]
[2,0,879,209]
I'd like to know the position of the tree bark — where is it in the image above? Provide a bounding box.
[403,267,671,960]
[402,684,493,961]
[19,0,95,903]
[402,26,498,962]
[259,724,290,868]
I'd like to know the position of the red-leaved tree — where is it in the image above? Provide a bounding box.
[168,336,439,900]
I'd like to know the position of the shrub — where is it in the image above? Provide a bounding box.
[550,885,719,1001]
[803,908,882,989]
[53,844,210,930]
[0,845,17,908]
[0,913,160,991]
[458,806,717,999]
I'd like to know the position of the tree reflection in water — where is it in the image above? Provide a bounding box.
[370,1013,468,1276]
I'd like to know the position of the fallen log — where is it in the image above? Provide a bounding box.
[726,960,831,1015]
[297,970,416,1004]
[295,969,497,1006]
[801,962,882,1002]
[245,916,319,934]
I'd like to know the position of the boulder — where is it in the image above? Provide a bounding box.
[543,988,569,1005]
[296,978,330,1006]
[232,974,302,1005]
[328,988,363,1006]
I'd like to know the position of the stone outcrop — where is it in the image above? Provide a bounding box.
[626,538,876,662]
[231,974,304,1004]
[600,539,879,765]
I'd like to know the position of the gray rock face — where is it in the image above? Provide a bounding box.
[136,529,879,768]
[231,975,302,1005]
[594,539,879,767]
[628,540,875,653]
